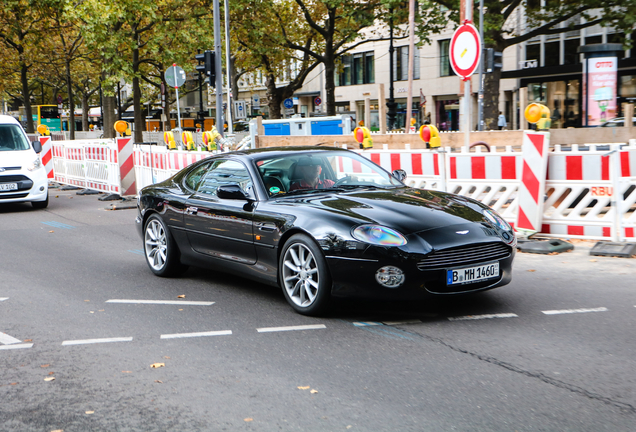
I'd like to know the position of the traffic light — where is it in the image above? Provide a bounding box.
[485,48,503,73]
[195,50,216,87]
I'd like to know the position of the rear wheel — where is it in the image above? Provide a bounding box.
[144,214,188,277]
[279,234,331,316]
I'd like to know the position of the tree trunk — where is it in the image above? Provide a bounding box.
[266,74,282,119]
[133,47,144,143]
[65,59,75,139]
[82,92,89,132]
[482,67,502,130]
[324,48,335,116]
[20,62,34,133]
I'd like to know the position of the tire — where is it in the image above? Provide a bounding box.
[279,234,331,316]
[32,194,49,209]
[143,214,188,277]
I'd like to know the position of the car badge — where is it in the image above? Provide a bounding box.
[0,168,5,172]
[456,230,469,235]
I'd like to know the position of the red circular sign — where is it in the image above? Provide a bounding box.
[449,23,481,80]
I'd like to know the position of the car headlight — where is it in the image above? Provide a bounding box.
[27,157,42,171]
[483,209,516,244]
[352,225,407,246]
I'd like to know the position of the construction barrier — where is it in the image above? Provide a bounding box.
[45,138,636,242]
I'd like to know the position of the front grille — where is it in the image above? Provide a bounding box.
[0,175,29,182]
[0,193,29,200]
[417,242,511,270]
[0,166,21,171]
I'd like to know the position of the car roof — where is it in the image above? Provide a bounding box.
[229,146,354,160]
[0,115,21,126]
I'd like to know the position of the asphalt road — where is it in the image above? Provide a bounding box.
[1,188,635,432]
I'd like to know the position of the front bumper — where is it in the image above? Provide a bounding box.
[0,169,48,204]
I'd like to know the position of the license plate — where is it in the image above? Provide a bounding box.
[447,262,499,285]
[0,183,18,191]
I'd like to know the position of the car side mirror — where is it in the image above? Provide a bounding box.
[32,141,42,153]
[392,169,407,182]
[217,184,249,200]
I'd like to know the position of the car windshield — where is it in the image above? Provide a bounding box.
[0,124,31,152]
[255,151,402,197]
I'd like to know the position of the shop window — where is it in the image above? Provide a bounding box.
[545,42,560,67]
[585,35,602,45]
[439,40,451,77]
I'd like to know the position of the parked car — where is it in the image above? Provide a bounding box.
[136,147,515,315]
[599,117,636,127]
[0,115,48,208]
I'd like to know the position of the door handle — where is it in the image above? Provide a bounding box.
[258,223,276,232]
[186,206,198,215]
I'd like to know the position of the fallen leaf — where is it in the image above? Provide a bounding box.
[85,411,94,415]
[150,363,165,368]
[178,309,183,311]
[40,364,50,368]
[10,383,17,386]
[44,377,55,382]
[55,195,59,198]
[155,380,163,384]
[527,269,536,272]
[310,389,318,394]
[164,356,171,359]
[24,339,32,342]
[177,295,186,298]
[84,300,90,302]
[298,386,310,390]
[590,259,598,262]
[50,430,64,432]
[89,311,94,314]
[98,310,104,312]
[244,418,253,422]
[48,372,54,376]
[49,230,54,233]
[122,371,132,373]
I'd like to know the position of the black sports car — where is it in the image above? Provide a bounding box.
[136,147,516,315]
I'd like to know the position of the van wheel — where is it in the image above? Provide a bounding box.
[32,195,49,209]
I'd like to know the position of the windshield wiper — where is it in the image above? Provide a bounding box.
[281,187,346,196]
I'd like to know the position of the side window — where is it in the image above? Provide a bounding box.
[184,162,211,190]
[197,159,253,197]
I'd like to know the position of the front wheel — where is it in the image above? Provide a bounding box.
[279,234,331,316]
[144,214,188,277]
[32,194,49,209]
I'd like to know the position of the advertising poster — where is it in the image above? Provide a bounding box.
[586,57,617,126]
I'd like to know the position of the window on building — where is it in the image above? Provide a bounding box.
[585,35,602,45]
[563,39,580,65]
[440,40,451,76]
[336,51,375,86]
[526,43,540,64]
[393,46,420,80]
[545,42,560,67]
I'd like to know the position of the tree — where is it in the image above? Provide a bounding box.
[444,0,636,129]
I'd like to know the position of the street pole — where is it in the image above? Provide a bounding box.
[387,9,397,131]
[224,0,233,135]
[196,50,205,131]
[405,0,415,132]
[464,0,472,151]
[477,0,484,131]
[213,0,224,137]
[173,64,182,144]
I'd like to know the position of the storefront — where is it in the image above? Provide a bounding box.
[435,97,460,131]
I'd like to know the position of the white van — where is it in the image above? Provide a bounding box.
[0,115,49,208]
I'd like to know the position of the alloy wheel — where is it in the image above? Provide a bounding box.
[282,243,320,308]
[145,219,167,271]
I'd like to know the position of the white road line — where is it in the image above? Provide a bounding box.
[448,313,518,321]
[0,343,33,350]
[0,332,22,345]
[542,307,608,315]
[257,324,327,333]
[383,320,424,326]
[0,298,8,302]
[106,299,214,306]
[62,337,133,346]
[160,330,232,339]
[353,322,383,327]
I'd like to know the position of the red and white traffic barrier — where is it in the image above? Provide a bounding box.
[516,132,550,235]
[116,137,136,196]
[38,136,54,179]
[359,149,445,191]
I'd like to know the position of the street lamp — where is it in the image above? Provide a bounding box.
[386,9,397,131]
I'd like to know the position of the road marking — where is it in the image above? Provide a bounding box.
[542,307,608,315]
[160,330,232,339]
[106,299,214,306]
[0,343,33,350]
[353,321,383,327]
[41,221,75,229]
[0,332,22,345]
[448,313,518,321]
[62,337,133,346]
[0,298,8,301]
[257,324,326,333]
[382,320,424,326]
[128,249,145,256]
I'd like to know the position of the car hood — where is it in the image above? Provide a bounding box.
[278,187,487,235]
[0,149,34,168]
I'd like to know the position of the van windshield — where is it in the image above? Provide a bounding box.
[0,124,31,151]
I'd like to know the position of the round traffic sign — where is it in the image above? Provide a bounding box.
[314,96,322,106]
[449,23,481,80]
[283,98,294,109]
[165,65,186,88]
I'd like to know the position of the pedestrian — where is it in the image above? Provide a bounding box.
[498,111,507,130]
